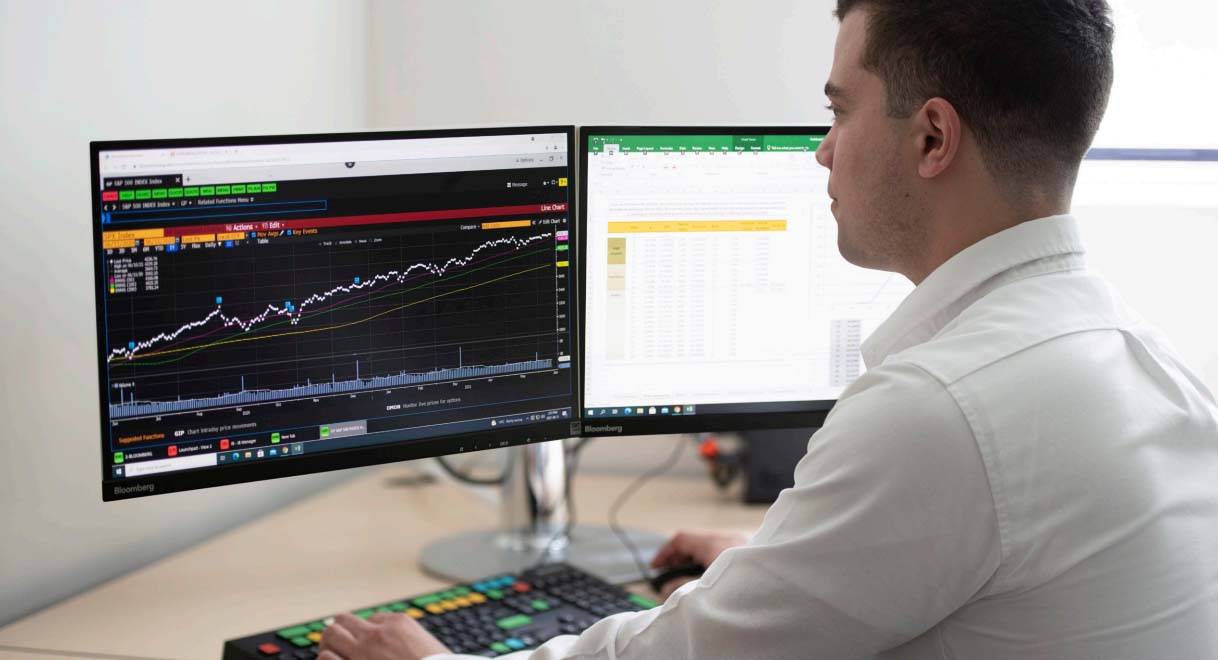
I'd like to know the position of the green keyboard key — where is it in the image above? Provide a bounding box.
[388,602,408,612]
[276,625,312,639]
[453,586,472,596]
[290,636,312,648]
[491,642,511,654]
[355,609,376,619]
[486,589,504,600]
[531,599,551,611]
[496,614,531,630]
[629,594,659,609]
[307,621,326,632]
[412,594,441,607]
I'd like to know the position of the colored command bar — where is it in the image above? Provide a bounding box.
[482,219,532,230]
[104,182,278,203]
[588,135,824,153]
[607,220,787,233]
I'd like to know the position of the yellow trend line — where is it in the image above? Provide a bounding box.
[117,264,551,362]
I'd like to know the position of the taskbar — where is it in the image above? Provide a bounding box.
[583,400,827,419]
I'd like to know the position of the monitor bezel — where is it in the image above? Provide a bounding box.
[91,125,581,501]
[577,125,834,438]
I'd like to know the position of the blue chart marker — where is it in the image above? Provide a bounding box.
[128,341,135,350]
[216,296,223,305]
[354,276,360,284]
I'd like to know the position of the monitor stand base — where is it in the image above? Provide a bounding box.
[419,524,665,585]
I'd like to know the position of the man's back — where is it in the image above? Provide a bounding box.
[872,215,1218,658]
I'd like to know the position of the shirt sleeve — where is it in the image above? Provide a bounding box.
[426,360,1003,660]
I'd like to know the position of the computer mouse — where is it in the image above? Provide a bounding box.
[648,562,706,593]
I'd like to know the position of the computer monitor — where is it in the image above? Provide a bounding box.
[579,127,913,437]
[92,126,580,501]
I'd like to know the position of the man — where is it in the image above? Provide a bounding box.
[321,1,1218,657]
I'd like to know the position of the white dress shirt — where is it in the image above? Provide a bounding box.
[430,215,1218,660]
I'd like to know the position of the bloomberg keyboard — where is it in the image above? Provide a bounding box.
[223,562,659,659]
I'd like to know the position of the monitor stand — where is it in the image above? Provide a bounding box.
[419,439,666,585]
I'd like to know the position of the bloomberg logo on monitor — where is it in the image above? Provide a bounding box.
[583,424,623,434]
[113,483,155,497]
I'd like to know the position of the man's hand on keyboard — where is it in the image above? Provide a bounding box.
[319,611,450,660]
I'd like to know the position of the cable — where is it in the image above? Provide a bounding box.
[608,436,688,583]
[434,454,509,486]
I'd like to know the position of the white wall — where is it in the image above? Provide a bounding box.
[0,0,369,626]
[366,0,839,129]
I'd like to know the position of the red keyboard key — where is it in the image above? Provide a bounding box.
[512,582,531,593]
[257,642,281,655]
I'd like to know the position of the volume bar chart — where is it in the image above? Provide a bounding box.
[110,356,554,419]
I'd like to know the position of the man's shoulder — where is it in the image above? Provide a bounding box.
[886,269,1136,386]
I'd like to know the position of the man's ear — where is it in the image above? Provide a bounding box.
[914,97,962,180]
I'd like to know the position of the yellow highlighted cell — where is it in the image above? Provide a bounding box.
[181,234,216,243]
[102,228,165,241]
[556,261,569,268]
[482,219,532,230]
[607,238,626,265]
[558,178,568,187]
[144,236,177,246]
[607,220,787,234]
[103,240,136,249]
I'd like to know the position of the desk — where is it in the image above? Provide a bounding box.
[0,466,767,660]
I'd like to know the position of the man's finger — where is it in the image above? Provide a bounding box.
[367,611,397,624]
[317,651,344,660]
[321,616,363,658]
[650,532,692,568]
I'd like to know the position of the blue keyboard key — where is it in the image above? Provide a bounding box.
[505,638,526,650]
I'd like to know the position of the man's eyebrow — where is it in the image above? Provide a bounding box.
[824,82,848,100]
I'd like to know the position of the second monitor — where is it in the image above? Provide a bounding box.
[579,127,912,436]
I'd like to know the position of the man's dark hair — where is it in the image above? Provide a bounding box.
[836,0,1114,190]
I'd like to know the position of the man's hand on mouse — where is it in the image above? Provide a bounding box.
[650,530,750,599]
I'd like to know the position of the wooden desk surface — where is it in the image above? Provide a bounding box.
[0,466,767,660]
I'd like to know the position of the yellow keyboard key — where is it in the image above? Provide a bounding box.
[306,632,322,643]
[425,604,444,615]
[468,593,487,604]
[406,608,426,619]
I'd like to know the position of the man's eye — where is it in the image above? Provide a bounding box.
[824,104,841,118]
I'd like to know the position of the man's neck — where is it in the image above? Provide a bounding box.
[905,189,1070,285]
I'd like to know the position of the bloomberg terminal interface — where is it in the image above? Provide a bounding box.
[94,129,577,497]
[582,131,913,421]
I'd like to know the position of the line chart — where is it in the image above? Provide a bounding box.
[108,232,552,363]
[102,223,569,420]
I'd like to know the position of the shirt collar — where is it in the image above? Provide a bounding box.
[861,214,1087,368]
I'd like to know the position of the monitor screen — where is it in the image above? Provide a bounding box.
[579,127,913,436]
[92,127,580,500]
